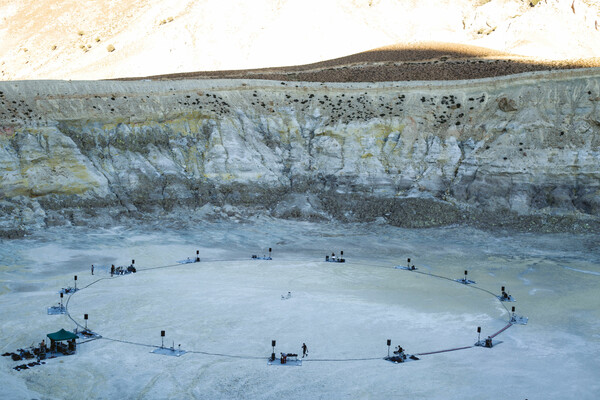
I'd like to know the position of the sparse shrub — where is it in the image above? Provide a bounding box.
[95,37,101,42]
[530,0,541,6]
[106,44,115,52]
[79,45,85,49]
[160,16,174,25]
[87,44,91,48]
[51,45,57,50]
[78,30,85,36]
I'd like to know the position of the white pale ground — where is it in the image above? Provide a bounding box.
[0,218,599,399]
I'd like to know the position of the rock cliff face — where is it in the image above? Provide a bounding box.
[1,70,600,235]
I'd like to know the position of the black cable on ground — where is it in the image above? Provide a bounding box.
[411,269,512,317]
[99,336,160,349]
[65,276,115,331]
[99,337,266,360]
[186,350,265,360]
[63,255,519,361]
[415,346,474,356]
[303,357,383,362]
[346,259,512,318]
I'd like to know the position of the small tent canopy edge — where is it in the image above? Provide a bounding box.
[47,328,78,341]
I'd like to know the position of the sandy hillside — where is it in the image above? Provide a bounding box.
[1,0,600,81]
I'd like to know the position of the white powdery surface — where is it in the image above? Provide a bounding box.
[0,219,599,399]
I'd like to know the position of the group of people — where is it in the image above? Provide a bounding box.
[393,345,407,362]
[90,263,139,277]
[108,264,136,276]
[274,343,308,364]
[325,252,345,263]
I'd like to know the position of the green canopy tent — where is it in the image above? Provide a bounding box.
[47,328,78,354]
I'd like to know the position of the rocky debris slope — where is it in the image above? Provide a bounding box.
[1,69,599,236]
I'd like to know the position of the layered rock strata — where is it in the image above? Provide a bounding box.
[1,69,599,236]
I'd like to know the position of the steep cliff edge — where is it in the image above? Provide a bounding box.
[1,69,599,236]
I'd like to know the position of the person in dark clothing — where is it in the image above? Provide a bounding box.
[110,264,115,277]
[91,264,94,275]
[302,343,308,358]
[393,345,406,361]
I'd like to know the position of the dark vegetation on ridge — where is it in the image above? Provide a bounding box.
[117,43,600,82]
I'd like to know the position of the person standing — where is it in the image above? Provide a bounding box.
[302,343,308,358]
[91,264,94,275]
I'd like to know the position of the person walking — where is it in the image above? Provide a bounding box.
[302,343,308,358]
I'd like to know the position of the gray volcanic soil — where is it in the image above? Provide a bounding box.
[1,220,599,399]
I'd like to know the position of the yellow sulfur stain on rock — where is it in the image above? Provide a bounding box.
[315,129,345,139]
[5,128,102,197]
[168,112,211,133]
[203,172,236,180]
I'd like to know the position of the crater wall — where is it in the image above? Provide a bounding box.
[1,70,599,235]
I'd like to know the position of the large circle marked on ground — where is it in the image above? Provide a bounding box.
[67,257,508,358]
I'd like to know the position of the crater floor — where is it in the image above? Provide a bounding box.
[0,219,599,399]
